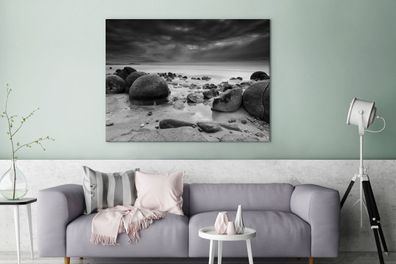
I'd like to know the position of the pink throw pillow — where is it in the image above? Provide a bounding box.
[134,171,184,215]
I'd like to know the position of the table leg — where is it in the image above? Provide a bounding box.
[208,240,215,264]
[27,204,34,259]
[218,241,223,264]
[14,205,20,264]
[246,239,254,264]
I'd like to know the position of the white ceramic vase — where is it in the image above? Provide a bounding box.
[226,221,236,235]
[214,212,229,234]
[234,204,245,234]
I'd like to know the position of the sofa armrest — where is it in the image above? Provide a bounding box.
[290,184,340,257]
[37,184,85,257]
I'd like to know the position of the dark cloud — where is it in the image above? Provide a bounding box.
[106,19,270,64]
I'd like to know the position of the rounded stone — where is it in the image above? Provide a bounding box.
[129,74,170,105]
[114,69,128,80]
[125,71,146,93]
[211,88,243,112]
[203,89,219,99]
[187,93,204,104]
[197,122,222,133]
[242,80,270,122]
[114,67,136,80]
[250,71,270,81]
[106,75,127,94]
[123,66,136,75]
[159,119,195,129]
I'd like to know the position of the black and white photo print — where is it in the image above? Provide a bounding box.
[106,19,270,142]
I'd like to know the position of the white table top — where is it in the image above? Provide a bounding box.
[199,226,256,241]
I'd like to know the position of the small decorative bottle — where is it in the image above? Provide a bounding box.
[214,212,229,234]
[226,221,236,235]
[234,205,245,234]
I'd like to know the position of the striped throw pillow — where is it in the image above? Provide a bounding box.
[82,166,138,214]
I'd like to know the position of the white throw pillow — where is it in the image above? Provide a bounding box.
[134,171,184,215]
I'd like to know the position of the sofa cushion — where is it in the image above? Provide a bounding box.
[82,166,137,214]
[189,183,294,215]
[66,213,188,257]
[189,211,311,257]
[134,171,184,215]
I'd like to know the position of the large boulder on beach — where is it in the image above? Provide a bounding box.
[114,69,128,80]
[125,72,146,93]
[129,74,170,105]
[124,67,136,74]
[250,71,270,81]
[219,82,233,92]
[242,80,270,122]
[159,119,195,129]
[203,89,219,99]
[115,67,136,80]
[211,88,243,112]
[106,75,127,94]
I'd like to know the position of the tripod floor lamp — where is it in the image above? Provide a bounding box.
[341,97,387,264]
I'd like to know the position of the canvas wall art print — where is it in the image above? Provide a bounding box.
[106,19,270,142]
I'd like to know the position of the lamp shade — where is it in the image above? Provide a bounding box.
[346,97,376,129]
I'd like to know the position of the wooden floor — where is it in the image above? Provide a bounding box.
[0,252,394,264]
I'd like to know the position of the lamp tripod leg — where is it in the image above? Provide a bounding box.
[378,225,389,255]
[366,180,389,254]
[362,180,387,264]
[373,229,385,264]
[340,178,356,208]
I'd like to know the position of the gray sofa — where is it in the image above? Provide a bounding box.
[37,183,340,263]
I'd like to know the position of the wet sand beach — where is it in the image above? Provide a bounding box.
[106,63,270,142]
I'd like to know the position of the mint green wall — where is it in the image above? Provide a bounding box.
[0,0,395,159]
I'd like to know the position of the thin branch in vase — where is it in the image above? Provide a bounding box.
[0,84,54,200]
[11,108,40,137]
[14,136,55,153]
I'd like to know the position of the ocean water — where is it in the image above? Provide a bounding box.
[106,62,270,83]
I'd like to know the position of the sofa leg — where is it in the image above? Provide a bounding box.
[64,257,70,264]
[308,256,314,264]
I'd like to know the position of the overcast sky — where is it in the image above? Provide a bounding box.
[106,19,270,64]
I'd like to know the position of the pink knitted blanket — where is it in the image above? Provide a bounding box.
[90,205,165,245]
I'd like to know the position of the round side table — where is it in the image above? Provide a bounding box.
[199,226,256,264]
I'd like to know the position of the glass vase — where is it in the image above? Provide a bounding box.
[0,161,28,200]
